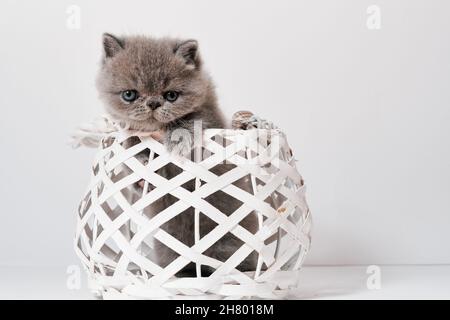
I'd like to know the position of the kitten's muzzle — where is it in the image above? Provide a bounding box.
[146,99,161,110]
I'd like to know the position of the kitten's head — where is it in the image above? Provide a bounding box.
[96,33,212,131]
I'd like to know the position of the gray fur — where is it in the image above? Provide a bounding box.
[97,34,257,276]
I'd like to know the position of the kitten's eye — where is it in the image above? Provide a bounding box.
[163,91,179,102]
[121,90,138,102]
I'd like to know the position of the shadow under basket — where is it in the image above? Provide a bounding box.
[75,128,312,299]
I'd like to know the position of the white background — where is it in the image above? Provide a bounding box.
[0,0,449,270]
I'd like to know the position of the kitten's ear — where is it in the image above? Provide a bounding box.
[102,33,124,58]
[174,40,200,68]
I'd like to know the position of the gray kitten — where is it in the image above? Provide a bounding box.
[96,34,258,276]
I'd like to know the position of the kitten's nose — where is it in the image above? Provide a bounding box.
[147,100,161,110]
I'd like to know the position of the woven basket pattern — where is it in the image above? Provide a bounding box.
[75,128,311,299]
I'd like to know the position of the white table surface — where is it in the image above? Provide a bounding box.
[0,265,449,300]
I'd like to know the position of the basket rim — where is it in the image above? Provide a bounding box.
[105,127,286,143]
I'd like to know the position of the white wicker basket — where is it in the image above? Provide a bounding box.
[75,127,311,299]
